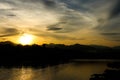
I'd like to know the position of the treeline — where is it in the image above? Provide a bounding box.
[0,41,120,67]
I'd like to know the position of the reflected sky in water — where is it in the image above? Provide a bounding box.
[0,62,108,80]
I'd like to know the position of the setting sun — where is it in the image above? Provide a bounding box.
[19,34,33,45]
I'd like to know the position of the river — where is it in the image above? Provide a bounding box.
[0,60,118,80]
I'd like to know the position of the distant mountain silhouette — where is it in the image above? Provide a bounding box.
[0,41,120,68]
[113,46,120,49]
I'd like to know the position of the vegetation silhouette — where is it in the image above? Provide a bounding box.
[0,41,120,68]
[90,62,120,80]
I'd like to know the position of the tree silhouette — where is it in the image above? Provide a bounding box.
[0,41,120,68]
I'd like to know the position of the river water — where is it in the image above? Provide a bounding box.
[0,60,118,80]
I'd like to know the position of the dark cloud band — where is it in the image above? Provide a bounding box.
[109,0,120,19]
[101,33,120,36]
[0,28,19,37]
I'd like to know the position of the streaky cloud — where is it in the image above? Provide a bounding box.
[109,0,120,19]
[42,0,56,7]
[47,27,62,31]
[101,33,120,36]
[112,40,120,42]
[6,14,16,17]
[0,27,19,37]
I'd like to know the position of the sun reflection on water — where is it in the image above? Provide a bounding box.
[0,62,109,80]
[12,67,34,80]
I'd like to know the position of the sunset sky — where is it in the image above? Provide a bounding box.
[0,0,120,46]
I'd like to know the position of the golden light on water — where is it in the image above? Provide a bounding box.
[12,68,34,80]
[18,33,34,45]
[19,68,33,80]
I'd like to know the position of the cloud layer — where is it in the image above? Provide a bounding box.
[0,0,120,46]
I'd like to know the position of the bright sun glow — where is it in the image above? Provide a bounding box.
[19,34,33,45]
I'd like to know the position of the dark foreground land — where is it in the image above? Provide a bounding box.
[0,41,120,68]
[90,62,120,80]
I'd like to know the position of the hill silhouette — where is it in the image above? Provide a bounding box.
[0,41,120,68]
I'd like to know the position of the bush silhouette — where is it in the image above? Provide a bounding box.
[90,62,120,80]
